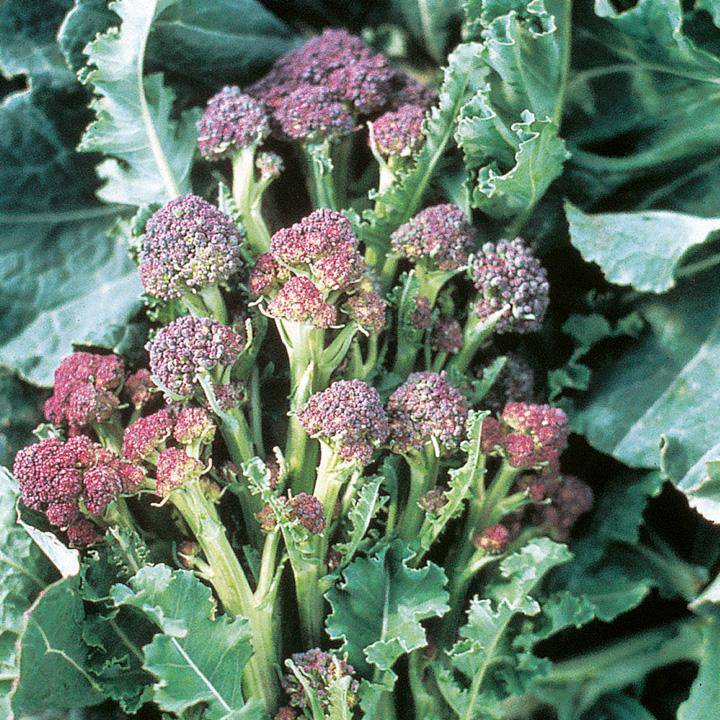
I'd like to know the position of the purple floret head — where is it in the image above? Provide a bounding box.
[197,86,270,160]
[386,371,469,456]
[276,84,354,142]
[139,194,243,301]
[155,447,205,496]
[266,276,337,328]
[147,315,245,398]
[345,282,387,333]
[372,103,426,158]
[122,409,175,462]
[288,493,326,534]
[469,238,549,334]
[256,151,285,180]
[432,316,463,354]
[297,379,389,465]
[282,647,359,711]
[390,204,476,271]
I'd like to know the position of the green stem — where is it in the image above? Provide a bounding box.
[398,452,439,541]
[232,147,271,254]
[94,416,124,453]
[169,482,279,712]
[304,141,337,210]
[450,311,502,375]
[249,366,265,459]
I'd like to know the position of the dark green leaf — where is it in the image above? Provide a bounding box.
[677,619,720,720]
[326,539,449,675]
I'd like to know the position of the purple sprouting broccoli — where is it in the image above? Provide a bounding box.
[122,409,175,462]
[474,523,511,554]
[432,316,463,354]
[297,379,389,465]
[255,151,285,181]
[469,238,549,334]
[139,194,243,301]
[173,406,216,446]
[147,315,245,398]
[282,648,359,712]
[391,204,476,272]
[411,295,433,330]
[66,518,101,548]
[13,435,140,537]
[266,276,337,329]
[482,402,570,477]
[248,253,291,297]
[274,707,298,720]
[419,487,447,514]
[275,84,354,142]
[344,281,387,333]
[288,493,326,534]
[484,353,536,412]
[270,208,359,269]
[155,447,205,496]
[371,103,426,158]
[197,86,270,161]
[386,371,468,457]
[44,352,126,433]
[539,475,594,541]
[124,369,156,410]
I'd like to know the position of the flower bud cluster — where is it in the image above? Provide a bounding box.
[251,209,385,331]
[371,103,426,158]
[469,238,549,334]
[297,379,389,465]
[481,402,570,476]
[484,353,536,412]
[387,372,468,457]
[121,406,216,496]
[248,29,434,143]
[139,194,243,301]
[391,204,476,271]
[256,492,326,535]
[197,86,270,160]
[282,648,359,712]
[44,352,126,433]
[147,315,245,398]
[13,435,142,546]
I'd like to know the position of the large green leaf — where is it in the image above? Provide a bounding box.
[148,0,295,85]
[677,619,720,720]
[11,576,105,714]
[436,538,572,719]
[458,0,570,221]
[565,202,720,293]
[0,374,44,466]
[0,473,53,717]
[326,540,449,675]
[573,272,720,523]
[0,0,76,86]
[79,0,200,207]
[0,87,142,386]
[111,564,260,719]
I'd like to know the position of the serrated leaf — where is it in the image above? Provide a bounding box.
[111,564,258,719]
[0,473,53,718]
[11,576,105,714]
[573,273,720,523]
[326,540,449,675]
[565,202,720,293]
[334,476,385,569]
[437,538,572,719]
[79,0,200,206]
[677,619,720,720]
[58,0,120,73]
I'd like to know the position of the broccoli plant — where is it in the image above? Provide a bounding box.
[2,2,720,720]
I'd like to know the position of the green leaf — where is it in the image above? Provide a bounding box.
[436,538,572,719]
[0,0,76,86]
[11,576,105,714]
[414,410,488,560]
[111,564,259,719]
[583,693,658,720]
[0,373,43,466]
[79,0,200,207]
[573,272,720,522]
[357,41,486,252]
[0,473,53,718]
[458,0,570,220]
[147,0,296,86]
[391,0,462,63]
[552,471,664,622]
[334,476,385,570]
[58,0,120,73]
[326,539,449,675]
[677,619,720,720]
[565,202,720,293]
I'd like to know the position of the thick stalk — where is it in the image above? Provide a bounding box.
[450,311,502,375]
[199,285,228,325]
[304,141,337,210]
[169,482,279,712]
[232,147,271,254]
[398,452,439,540]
